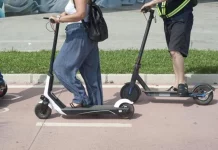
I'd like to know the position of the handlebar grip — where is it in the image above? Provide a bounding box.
[43,17,55,23]
[49,19,56,23]
[141,7,150,13]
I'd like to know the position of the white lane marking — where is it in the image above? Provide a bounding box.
[36,122,132,128]
[8,85,63,88]
[0,107,9,114]
[1,94,22,101]
[53,89,66,94]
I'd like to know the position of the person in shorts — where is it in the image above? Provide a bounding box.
[141,0,194,96]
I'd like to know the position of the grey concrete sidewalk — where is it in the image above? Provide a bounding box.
[0,2,218,51]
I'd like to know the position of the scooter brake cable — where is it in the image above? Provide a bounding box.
[154,9,157,23]
[143,13,148,21]
[45,22,55,32]
[56,88,65,98]
[143,10,157,23]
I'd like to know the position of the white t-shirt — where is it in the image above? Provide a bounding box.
[65,0,89,24]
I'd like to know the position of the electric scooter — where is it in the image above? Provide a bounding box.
[34,17,135,119]
[120,8,215,105]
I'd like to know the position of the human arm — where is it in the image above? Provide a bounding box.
[49,0,87,23]
[141,0,167,11]
[60,12,67,17]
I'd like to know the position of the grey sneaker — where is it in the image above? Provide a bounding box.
[178,83,189,96]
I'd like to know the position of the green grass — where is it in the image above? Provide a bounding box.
[0,49,218,74]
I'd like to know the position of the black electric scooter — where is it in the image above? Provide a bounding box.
[34,17,134,119]
[120,8,215,105]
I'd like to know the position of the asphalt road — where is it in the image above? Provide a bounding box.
[0,86,218,150]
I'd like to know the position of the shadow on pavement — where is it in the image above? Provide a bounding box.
[0,85,142,120]
[0,85,67,108]
[186,66,218,74]
[106,91,218,107]
[1,83,216,119]
[61,112,142,120]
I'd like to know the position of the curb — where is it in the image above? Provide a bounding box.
[2,74,218,87]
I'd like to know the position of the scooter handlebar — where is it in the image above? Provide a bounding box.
[141,7,155,14]
[43,17,56,24]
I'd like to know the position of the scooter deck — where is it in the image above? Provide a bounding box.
[143,91,193,97]
[62,105,126,115]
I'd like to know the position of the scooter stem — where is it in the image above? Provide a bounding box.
[136,10,154,65]
[48,23,60,91]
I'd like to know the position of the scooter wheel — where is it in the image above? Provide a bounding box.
[0,84,8,98]
[120,82,141,102]
[118,103,134,119]
[192,85,214,105]
[35,103,52,119]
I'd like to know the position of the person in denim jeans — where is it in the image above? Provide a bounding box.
[0,0,5,18]
[49,0,103,108]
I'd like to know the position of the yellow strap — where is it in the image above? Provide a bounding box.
[162,1,166,15]
[156,0,190,18]
[156,4,162,16]
[166,0,190,18]
[156,3,163,16]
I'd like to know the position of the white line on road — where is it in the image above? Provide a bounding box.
[0,94,22,101]
[0,107,9,114]
[36,122,132,128]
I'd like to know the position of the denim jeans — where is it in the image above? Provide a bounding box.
[53,23,103,106]
[0,71,3,83]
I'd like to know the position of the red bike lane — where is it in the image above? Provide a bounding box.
[0,86,218,150]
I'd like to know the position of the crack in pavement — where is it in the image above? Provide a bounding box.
[28,119,46,150]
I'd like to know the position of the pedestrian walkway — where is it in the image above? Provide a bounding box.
[0,2,218,51]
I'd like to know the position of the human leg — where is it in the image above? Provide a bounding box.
[167,12,193,95]
[170,51,185,83]
[53,24,93,107]
[79,43,103,105]
[164,21,178,91]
